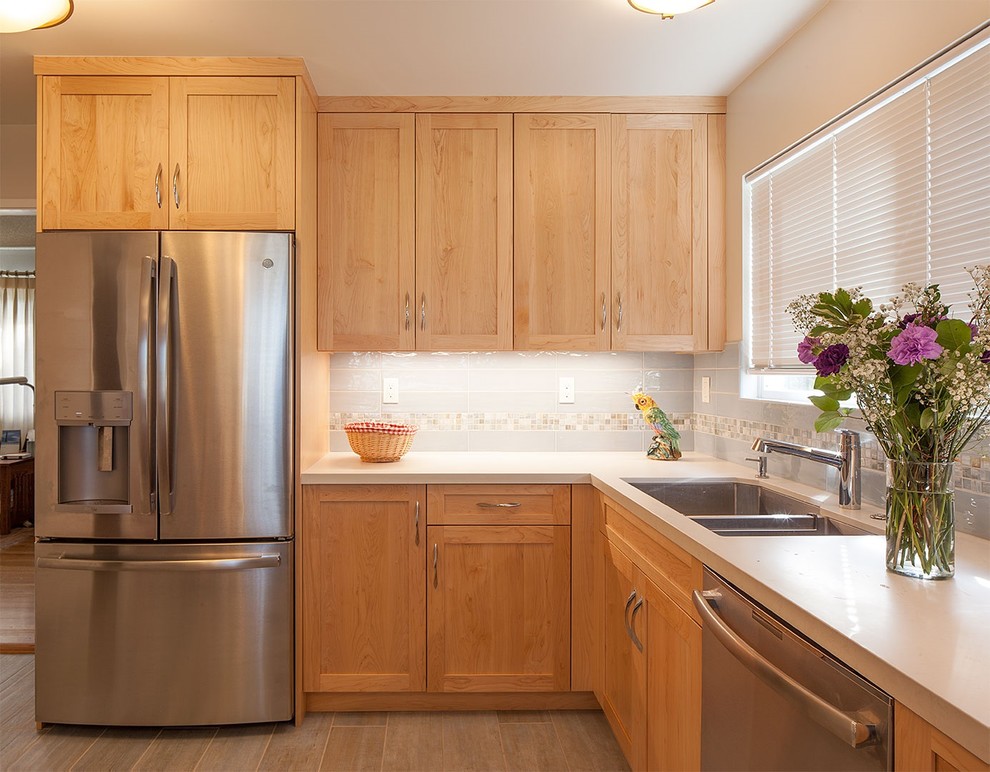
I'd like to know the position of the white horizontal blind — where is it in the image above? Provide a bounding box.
[747,28,990,371]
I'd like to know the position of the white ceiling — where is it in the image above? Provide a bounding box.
[0,0,826,124]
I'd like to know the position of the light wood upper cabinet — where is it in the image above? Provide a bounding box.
[416,114,513,350]
[317,114,512,351]
[513,114,611,350]
[39,75,295,231]
[40,76,170,230]
[427,523,570,693]
[612,113,709,351]
[170,77,295,230]
[317,113,416,351]
[302,484,426,693]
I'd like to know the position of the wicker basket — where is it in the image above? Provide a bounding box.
[344,422,418,463]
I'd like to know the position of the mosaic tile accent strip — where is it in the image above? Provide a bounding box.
[331,412,695,433]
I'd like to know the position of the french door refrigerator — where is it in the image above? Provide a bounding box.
[34,231,293,726]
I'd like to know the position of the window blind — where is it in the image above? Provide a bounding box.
[746,26,990,372]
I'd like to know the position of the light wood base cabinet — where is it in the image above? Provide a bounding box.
[40,74,295,231]
[303,484,573,701]
[302,485,426,693]
[427,524,570,692]
[601,496,703,772]
[895,703,989,771]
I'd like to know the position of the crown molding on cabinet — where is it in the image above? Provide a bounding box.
[317,95,727,114]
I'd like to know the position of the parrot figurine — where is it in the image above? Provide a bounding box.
[632,391,682,461]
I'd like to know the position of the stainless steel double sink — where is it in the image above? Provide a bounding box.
[622,479,870,537]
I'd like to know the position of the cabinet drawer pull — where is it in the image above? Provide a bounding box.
[615,293,623,332]
[432,543,439,588]
[420,293,427,331]
[154,163,163,209]
[601,292,607,332]
[629,597,645,652]
[623,590,636,639]
[415,500,420,545]
[405,293,411,331]
[172,163,180,209]
[476,502,522,509]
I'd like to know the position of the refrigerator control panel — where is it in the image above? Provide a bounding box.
[55,391,133,426]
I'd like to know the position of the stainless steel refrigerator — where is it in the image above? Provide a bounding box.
[33,231,293,727]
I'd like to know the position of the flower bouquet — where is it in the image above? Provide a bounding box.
[788,266,990,579]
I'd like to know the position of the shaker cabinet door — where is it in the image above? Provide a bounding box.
[415,114,513,351]
[169,76,295,230]
[317,113,416,350]
[513,114,611,350]
[40,76,170,230]
[302,485,427,693]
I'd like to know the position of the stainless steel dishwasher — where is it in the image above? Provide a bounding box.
[693,569,891,771]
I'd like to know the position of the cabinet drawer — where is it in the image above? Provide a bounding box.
[427,484,570,525]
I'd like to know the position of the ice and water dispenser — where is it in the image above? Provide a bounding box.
[55,391,132,506]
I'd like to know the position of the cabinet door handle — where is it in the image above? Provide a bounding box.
[615,293,623,332]
[623,590,637,639]
[629,597,645,652]
[476,502,521,509]
[601,293,607,332]
[154,163,163,209]
[415,500,420,545]
[405,293,411,331]
[172,163,180,209]
[420,293,427,331]
[432,543,439,588]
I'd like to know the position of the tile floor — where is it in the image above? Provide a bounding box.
[1,655,630,771]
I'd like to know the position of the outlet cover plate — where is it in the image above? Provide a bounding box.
[559,377,575,404]
[383,377,399,404]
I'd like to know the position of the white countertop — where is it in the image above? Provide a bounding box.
[302,450,990,762]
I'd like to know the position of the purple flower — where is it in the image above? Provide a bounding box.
[814,344,849,377]
[888,325,943,365]
[969,321,979,338]
[797,336,820,364]
[898,313,920,329]
[982,349,990,365]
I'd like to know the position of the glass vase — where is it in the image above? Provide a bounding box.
[885,460,955,580]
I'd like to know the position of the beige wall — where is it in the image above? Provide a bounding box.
[724,0,989,342]
[0,124,36,208]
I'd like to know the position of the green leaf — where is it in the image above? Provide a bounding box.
[834,288,852,311]
[920,408,935,431]
[809,395,840,412]
[814,411,845,433]
[895,386,913,408]
[831,390,853,402]
[891,363,921,389]
[852,298,873,317]
[935,319,972,351]
[809,325,830,337]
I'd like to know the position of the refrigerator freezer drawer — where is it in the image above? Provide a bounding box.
[35,541,293,726]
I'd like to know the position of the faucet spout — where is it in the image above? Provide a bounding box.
[751,430,861,509]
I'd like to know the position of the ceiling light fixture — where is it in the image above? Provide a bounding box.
[0,0,73,33]
[628,0,716,20]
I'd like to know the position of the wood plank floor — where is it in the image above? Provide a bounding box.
[0,655,629,771]
[0,528,34,653]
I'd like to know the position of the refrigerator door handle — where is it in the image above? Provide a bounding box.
[141,256,157,511]
[37,554,282,572]
[157,255,176,516]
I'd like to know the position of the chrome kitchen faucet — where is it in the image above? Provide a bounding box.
[751,429,862,509]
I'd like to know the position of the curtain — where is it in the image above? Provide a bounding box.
[0,273,35,443]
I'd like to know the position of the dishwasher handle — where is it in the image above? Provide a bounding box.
[692,590,877,750]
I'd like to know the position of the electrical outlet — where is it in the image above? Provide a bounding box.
[383,377,399,404]
[559,377,575,404]
[701,376,711,404]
